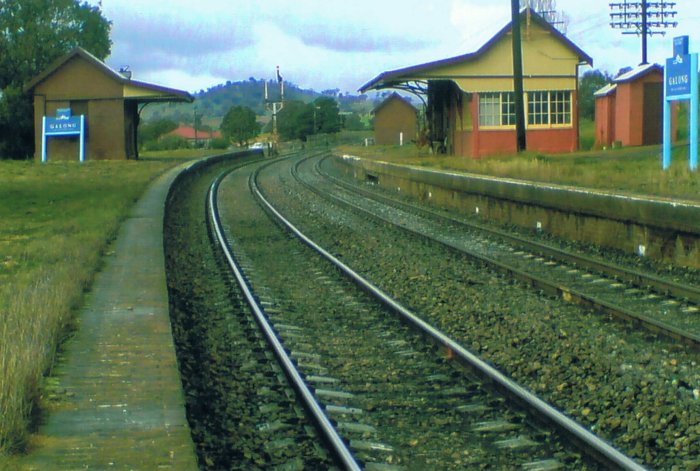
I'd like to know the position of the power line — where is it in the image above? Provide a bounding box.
[610,1,678,64]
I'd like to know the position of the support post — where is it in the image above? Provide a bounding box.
[79,115,86,163]
[511,1,527,152]
[663,96,671,170]
[691,53,699,171]
[641,0,648,64]
[41,116,48,163]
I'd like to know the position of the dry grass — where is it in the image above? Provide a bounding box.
[0,157,188,456]
[336,143,700,202]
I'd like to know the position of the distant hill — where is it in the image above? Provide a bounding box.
[141,78,386,128]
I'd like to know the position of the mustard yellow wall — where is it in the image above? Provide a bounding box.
[404,20,580,93]
[32,55,129,160]
[33,56,123,100]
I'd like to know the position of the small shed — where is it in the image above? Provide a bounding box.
[25,47,193,161]
[373,93,418,145]
[594,64,668,148]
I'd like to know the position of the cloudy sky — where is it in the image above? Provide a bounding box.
[92,0,700,95]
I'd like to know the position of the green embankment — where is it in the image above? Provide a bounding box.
[0,155,191,457]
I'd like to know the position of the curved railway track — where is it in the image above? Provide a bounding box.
[204,156,645,469]
[240,151,699,469]
[300,152,700,348]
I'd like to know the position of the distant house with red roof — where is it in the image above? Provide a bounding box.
[168,125,222,147]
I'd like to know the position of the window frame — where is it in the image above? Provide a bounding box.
[478,92,516,129]
[526,90,573,129]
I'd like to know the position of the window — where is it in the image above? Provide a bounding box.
[501,92,516,126]
[550,91,571,125]
[479,90,572,128]
[479,92,515,127]
[527,91,572,126]
[527,91,549,125]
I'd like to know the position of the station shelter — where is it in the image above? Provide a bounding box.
[373,93,418,145]
[594,64,669,148]
[25,47,193,161]
[360,9,592,158]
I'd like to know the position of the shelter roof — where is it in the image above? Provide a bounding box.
[359,8,592,93]
[613,63,663,83]
[24,47,193,104]
[593,83,618,98]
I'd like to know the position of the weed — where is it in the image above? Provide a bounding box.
[0,157,186,457]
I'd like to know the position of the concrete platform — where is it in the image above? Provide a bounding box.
[18,164,198,470]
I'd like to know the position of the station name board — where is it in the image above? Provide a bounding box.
[45,117,82,135]
[666,53,692,97]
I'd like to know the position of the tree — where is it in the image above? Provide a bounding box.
[138,118,178,148]
[0,0,111,159]
[220,105,260,146]
[343,113,366,131]
[313,96,341,134]
[277,100,314,142]
[579,69,612,121]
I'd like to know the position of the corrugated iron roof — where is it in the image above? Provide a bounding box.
[359,8,592,93]
[614,63,663,83]
[593,83,618,98]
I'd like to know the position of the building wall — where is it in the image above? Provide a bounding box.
[448,90,578,158]
[374,97,417,145]
[418,20,580,93]
[33,55,129,161]
[595,95,616,148]
[614,71,663,147]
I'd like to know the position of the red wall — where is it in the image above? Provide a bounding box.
[467,128,577,157]
[454,91,579,158]
[595,95,616,148]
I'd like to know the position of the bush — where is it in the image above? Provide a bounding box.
[144,135,188,151]
[210,137,229,150]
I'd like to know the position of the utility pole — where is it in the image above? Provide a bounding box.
[193,106,198,147]
[512,0,527,152]
[610,1,678,65]
[265,66,284,155]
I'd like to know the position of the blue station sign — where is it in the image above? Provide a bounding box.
[44,116,82,135]
[44,107,82,136]
[666,53,692,98]
[663,35,698,171]
[41,108,86,162]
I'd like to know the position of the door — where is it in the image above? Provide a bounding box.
[643,82,663,145]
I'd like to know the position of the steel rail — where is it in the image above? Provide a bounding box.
[299,155,700,348]
[317,155,700,306]
[252,160,647,471]
[207,170,362,471]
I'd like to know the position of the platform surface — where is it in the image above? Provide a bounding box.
[18,165,198,470]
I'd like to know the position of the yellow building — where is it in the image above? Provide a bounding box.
[25,47,193,161]
[360,9,592,157]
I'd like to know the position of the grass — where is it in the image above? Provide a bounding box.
[0,155,194,457]
[336,140,700,202]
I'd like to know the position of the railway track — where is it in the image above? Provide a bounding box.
[239,151,699,469]
[298,152,700,348]
[206,157,645,469]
